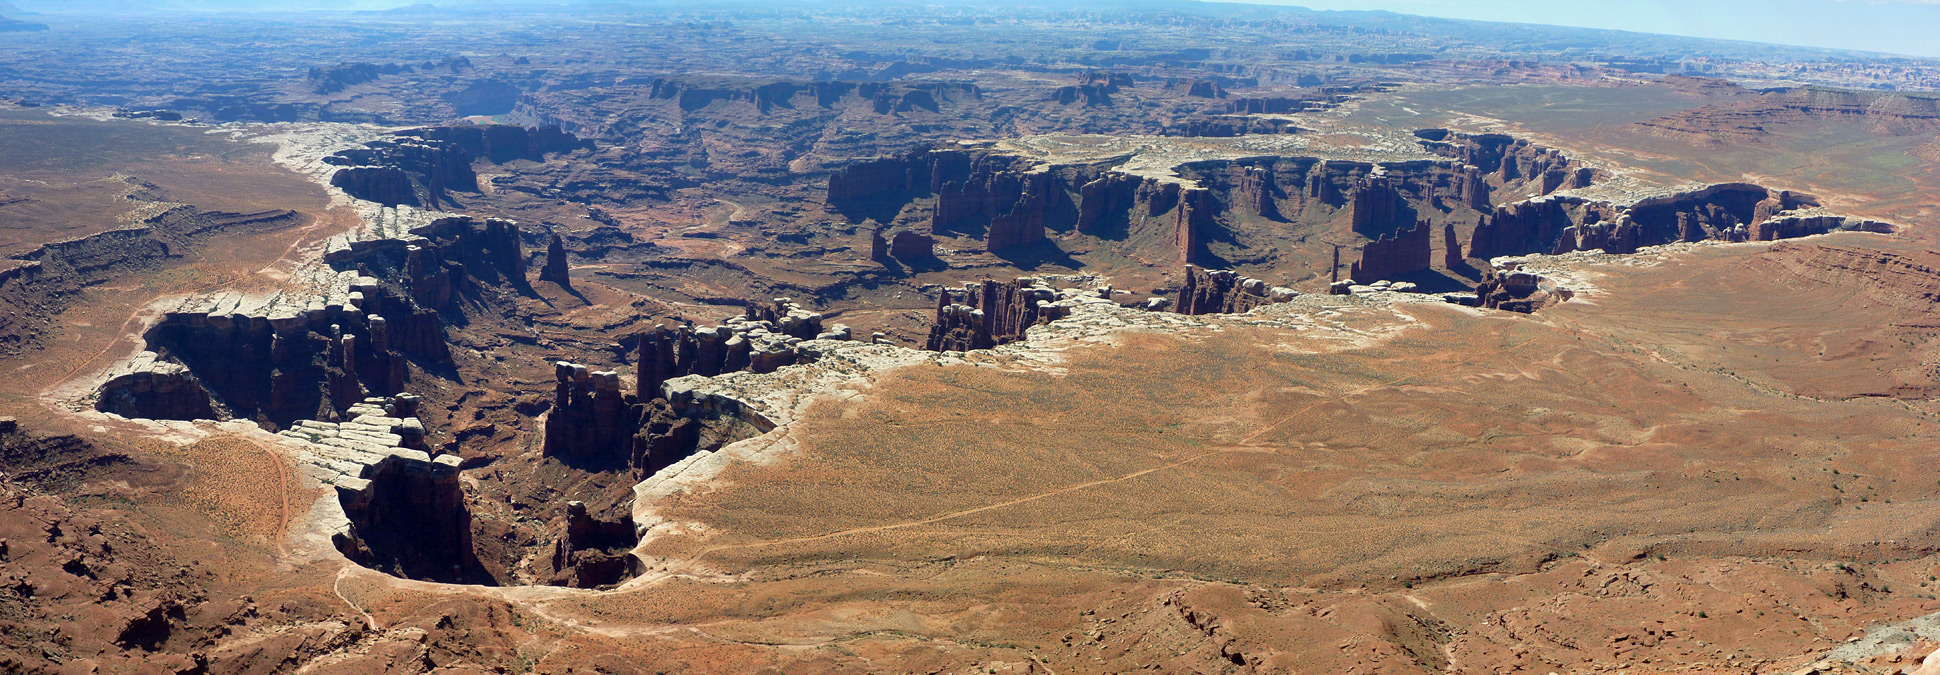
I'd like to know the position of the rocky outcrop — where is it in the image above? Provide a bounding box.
[871,226,935,264]
[1469,184,1869,260]
[394,124,590,164]
[1467,269,1567,314]
[1469,196,1604,260]
[1233,166,1278,220]
[543,501,638,588]
[0,204,304,358]
[1443,222,1465,269]
[1174,265,1297,315]
[325,137,477,208]
[1226,95,1342,114]
[541,357,771,480]
[1053,84,1116,107]
[1638,87,1940,143]
[278,396,477,583]
[100,213,524,429]
[326,125,584,207]
[539,233,570,287]
[1754,213,1894,240]
[543,363,634,469]
[634,298,841,399]
[1414,129,1600,198]
[1347,176,1411,234]
[1350,220,1432,282]
[889,229,936,261]
[1174,188,1214,264]
[925,278,1071,351]
[644,77,979,115]
[831,147,1228,259]
[1165,116,1302,137]
[94,352,219,421]
[307,62,411,95]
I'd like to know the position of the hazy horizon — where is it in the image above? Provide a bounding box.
[1254,0,1940,59]
[7,0,1940,60]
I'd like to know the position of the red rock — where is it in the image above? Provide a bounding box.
[538,233,570,287]
[1174,265,1270,315]
[1350,219,1433,282]
[925,279,1066,351]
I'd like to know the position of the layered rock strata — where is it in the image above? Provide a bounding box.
[634,298,845,400]
[98,213,520,427]
[326,124,589,207]
[541,501,639,589]
[0,205,304,358]
[1469,184,1892,260]
[277,396,481,583]
[925,278,1073,351]
[1174,265,1299,315]
[541,358,774,480]
[1350,220,1433,282]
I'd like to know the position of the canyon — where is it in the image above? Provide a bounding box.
[0,2,1939,673]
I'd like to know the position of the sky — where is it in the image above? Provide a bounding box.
[1243,0,1940,58]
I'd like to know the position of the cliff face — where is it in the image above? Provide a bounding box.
[97,215,520,428]
[395,124,590,164]
[325,137,477,207]
[1177,265,1265,315]
[829,148,1063,253]
[830,146,1482,269]
[0,206,304,359]
[1416,131,1599,194]
[325,124,590,207]
[1164,116,1302,138]
[1468,184,1866,260]
[1350,220,1433,282]
[1638,87,1940,143]
[645,77,980,115]
[335,440,486,583]
[538,233,571,286]
[925,278,1071,351]
[870,227,935,263]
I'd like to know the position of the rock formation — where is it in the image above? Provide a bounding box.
[1443,222,1465,269]
[542,363,634,469]
[827,147,1205,261]
[394,124,590,164]
[1467,183,1872,260]
[541,353,775,482]
[98,214,526,428]
[539,233,570,286]
[1347,176,1411,234]
[1467,269,1568,314]
[326,137,476,208]
[925,278,1071,351]
[1165,116,1303,137]
[643,77,979,116]
[1350,220,1433,282]
[872,226,936,264]
[1638,87,1940,143]
[277,396,475,582]
[542,501,639,588]
[1173,265,1297,315]
[0,205,304,359]
[94,352,218,421]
